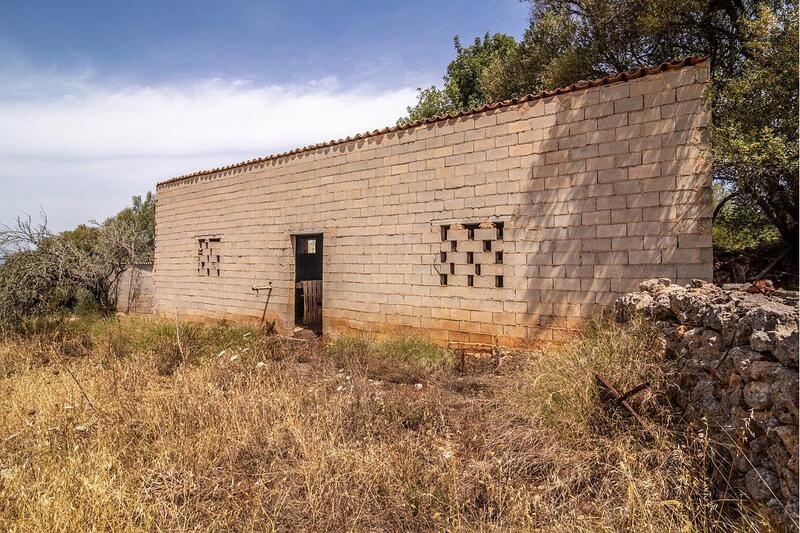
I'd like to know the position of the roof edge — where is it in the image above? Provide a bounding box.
[157,56,708,188]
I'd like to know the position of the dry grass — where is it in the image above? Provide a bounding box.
[0,315,766,531]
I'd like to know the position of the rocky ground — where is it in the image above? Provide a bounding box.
[617,278,799,529]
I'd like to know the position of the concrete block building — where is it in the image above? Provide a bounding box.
[153,57,712,344]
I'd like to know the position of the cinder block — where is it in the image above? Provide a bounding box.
[611,236,642,251]
[582,238,612,252]
[678,233,712,249]
[597,223,627,238]
[480,263,504,276]
[628,249,662,264]
[630,135,662,152]
[627,221,663,236]
[447,229,469,241]
[643,235,677,249]
[644,89,675,107]
[473,275,495,288]
[448,264,467,276]
[677,263,712,280]
[445,252,467,264]
[448,275,469,287]
[458,240,483,253]
[474,227,499,241]
[662,248,701,264]
[614,96,644,113]
[475,251,497,264]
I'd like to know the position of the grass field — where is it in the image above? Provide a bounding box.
[0,315,765,531]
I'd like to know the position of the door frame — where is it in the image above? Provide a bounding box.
[291,232,324,333]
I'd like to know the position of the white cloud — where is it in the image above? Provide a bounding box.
[0,66,417,230]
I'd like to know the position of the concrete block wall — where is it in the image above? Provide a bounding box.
[113,264,155,314]
[154,60,712,344]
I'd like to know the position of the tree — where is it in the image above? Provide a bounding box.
[480,8,590,102]
[0,193,156,329]
[712,184,780,250]
[399,33,518,124]
[710,4,798,244]
[108,192,156,262]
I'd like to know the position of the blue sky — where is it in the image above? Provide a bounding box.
[0,1,529,231]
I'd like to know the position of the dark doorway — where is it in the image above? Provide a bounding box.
[294,234,323,334]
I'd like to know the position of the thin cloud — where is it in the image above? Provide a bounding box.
[0,65,417,230]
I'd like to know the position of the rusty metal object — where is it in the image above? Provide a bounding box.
[616,381,651,404]
[595,373,655,436]
[252,282,273,325]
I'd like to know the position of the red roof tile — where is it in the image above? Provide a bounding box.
[157,56,707,188]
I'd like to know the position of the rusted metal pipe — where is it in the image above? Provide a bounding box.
[252,282,273,325]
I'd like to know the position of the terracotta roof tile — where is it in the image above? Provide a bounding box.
[157,56,707,188]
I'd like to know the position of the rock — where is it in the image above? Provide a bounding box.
[729,346,765,378]
[669,289,706,325]
[750,330,774,353]
[745,467,782,502]
[652,293,675,321]
[615,292,654,321]
[771,426,798,460]
[770,370,799,426]
[680,327,726,361]
[689,378,726,420]
[721,375,744,411]
[639,278,671,292]
[723,283,752,291]
[747,361,781,381]
[742,300,798,335]
[744,381,772,410]
[772,324,798,366]
[703,301,739,342]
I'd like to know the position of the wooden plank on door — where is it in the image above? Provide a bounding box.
[301,280,322,325]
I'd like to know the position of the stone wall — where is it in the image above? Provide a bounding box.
[617,279,798,527]
[154,60,711,344]
[113,264,155,314]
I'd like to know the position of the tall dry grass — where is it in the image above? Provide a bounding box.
[0,315,767,531]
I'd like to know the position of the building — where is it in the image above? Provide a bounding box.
[153,57,712,344]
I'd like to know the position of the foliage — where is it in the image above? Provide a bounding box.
[398,33,518,124]
[399,86,453,124]
[0,193,156,329]
[712,185,781,250]
[110,191,156,261]
[401,0,799,247]
[709,4,798,243]
[480,8,588,102]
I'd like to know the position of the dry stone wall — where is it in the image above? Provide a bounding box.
[154,61,711,344]
[617,279,798,527]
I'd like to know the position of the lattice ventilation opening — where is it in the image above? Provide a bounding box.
[197,237,222,277]
[438,221,504,288]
